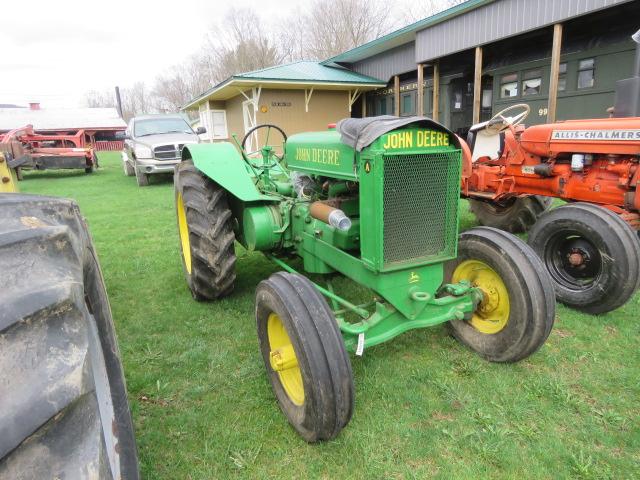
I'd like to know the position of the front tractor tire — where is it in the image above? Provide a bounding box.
[469,195,552,233]
[256,272,354,442]
[0,194,138,479]
[445,227,555,362]
[174,160,236,301]
[528,203,640,314]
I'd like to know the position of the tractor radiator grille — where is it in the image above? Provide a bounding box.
[382,151,461,266]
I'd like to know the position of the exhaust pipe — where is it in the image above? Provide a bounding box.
[613,29,640,117]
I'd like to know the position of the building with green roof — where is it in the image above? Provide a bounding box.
[182,61,384,150]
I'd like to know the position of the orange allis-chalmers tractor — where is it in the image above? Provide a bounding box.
[460,44,640,315]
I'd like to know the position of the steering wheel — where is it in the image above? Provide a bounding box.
[241,124,287,160]
[485,104,530,134]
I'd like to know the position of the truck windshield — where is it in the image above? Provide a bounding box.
[134,118,192,137]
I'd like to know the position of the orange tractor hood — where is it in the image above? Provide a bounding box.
[519,117,640,157]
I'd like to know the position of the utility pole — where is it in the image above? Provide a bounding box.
[115,86,123,118]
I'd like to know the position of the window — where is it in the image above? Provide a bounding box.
[481,89,493,108]
[377,97,387,115]
[401,93,414,115]
[134,117,191,136]
[452,91,463,110]
[210,110,228,139]
[577,58,595,89]
[522,69,542,96]
[558,62,567,92]
[500,73,518,98]
[199,108,228,141]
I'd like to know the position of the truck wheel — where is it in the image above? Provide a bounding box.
[174,160,236,301]
[0,194,138,479]
[256,272,354,442]
[528,203,640,314]
[123,159,135,177]
[135,168,149,187]
[445,227,555,362]
[469,196,552,233]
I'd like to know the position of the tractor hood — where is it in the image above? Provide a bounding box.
[337,115,461,152]
[519,117,640,156]
[285,116,461,181]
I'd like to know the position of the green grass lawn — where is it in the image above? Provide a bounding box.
[20,152,640,479]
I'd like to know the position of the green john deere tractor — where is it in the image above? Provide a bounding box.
[174,118,555,442]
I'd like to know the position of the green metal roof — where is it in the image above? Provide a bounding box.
[321,0,494,65]
[235,61,385,83]
[182,61,386,110]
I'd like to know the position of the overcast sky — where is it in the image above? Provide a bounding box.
[2,0,428,109]
[1,0,304,108]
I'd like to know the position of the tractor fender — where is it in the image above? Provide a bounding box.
[182,142,275,202]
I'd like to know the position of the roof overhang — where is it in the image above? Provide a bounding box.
[182,78,386,110]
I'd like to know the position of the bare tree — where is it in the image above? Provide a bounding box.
[84,0,464,115]
[395,0,465,25]
[202,8,289,83]
[302,0,393,60]
[84,90,116,108]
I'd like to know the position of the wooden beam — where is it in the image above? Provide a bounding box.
[394,75,400,116]
[472,46,483,124]
[361,92,367,117]
[417,64,424,116]
[548,23,563,123]
[432,61,440,122]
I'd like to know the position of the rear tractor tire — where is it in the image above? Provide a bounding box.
[174,160,236,301]
[469,195,552,233]
[0,194,138,479]
[528,203,640,314]
[256,272,354,442]
[445,227,555,362]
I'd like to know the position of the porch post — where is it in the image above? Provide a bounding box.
[432,61,440,122]
[547,23,563,123]
[394,75,400,116]
[472,46,483,124]
[417,64,424,116]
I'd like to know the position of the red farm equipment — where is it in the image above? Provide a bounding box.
[0,124,98,178]
[459,30,640,315]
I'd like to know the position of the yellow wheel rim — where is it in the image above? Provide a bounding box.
[452,260,510,334]
[267,313,304,406]
[176,192,192,274]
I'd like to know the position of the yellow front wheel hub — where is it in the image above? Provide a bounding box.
[176,192,192,274]
[267,313,304,405]
[452,260,510,334]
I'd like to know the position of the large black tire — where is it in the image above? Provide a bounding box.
[174,160,236,301]
[445,227,555,362]
[0,194,138,479]
[469,195,552,233]
[528,203,640,314]
[256,272,354,442]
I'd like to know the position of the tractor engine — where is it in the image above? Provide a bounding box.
[240,124,463,275]
[516,118,640,214]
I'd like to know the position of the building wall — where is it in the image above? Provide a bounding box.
[490,42,636,126]
[255,89,350,134]
[415,0,633,63]
[350,42,416,82]
[201,89,352,149]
